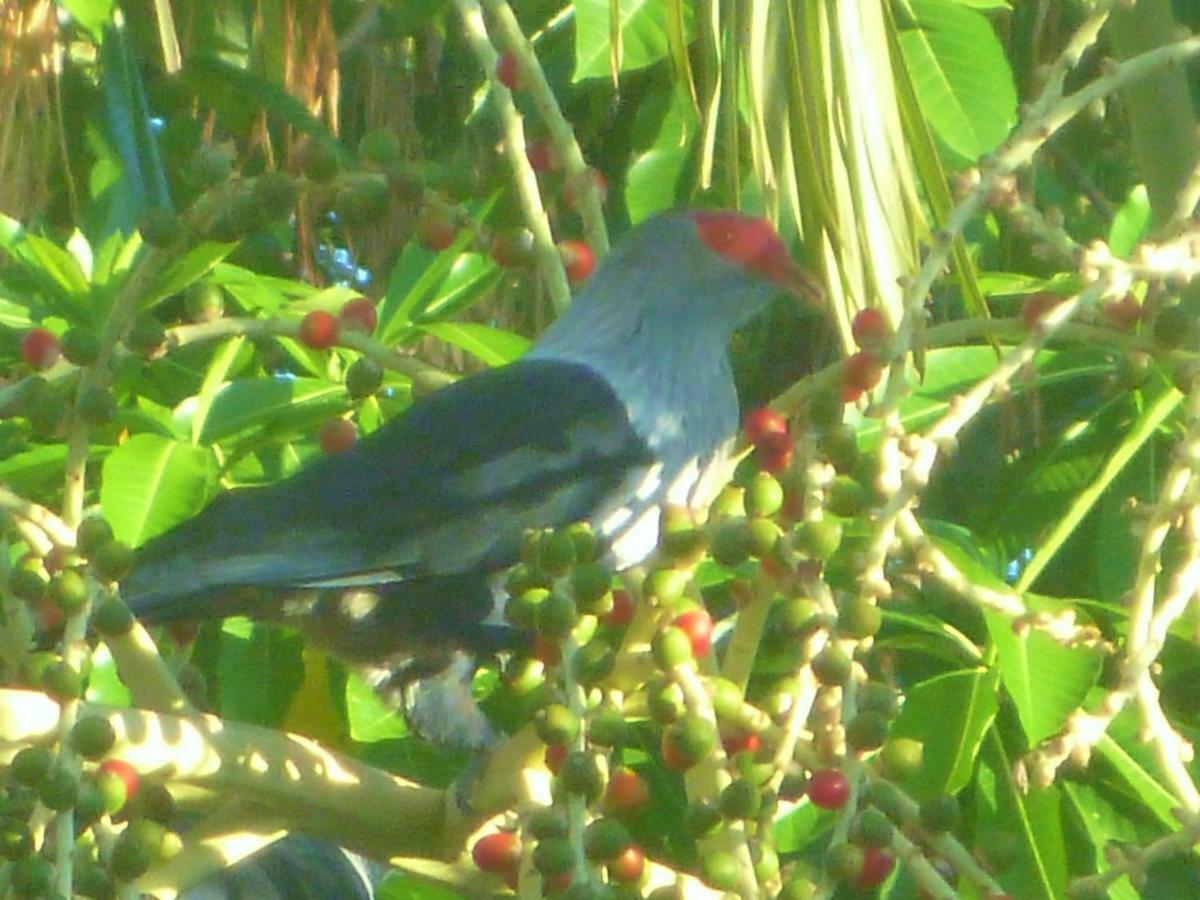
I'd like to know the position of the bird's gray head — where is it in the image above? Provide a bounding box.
[532,209,821,359]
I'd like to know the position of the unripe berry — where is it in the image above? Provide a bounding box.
[661,715,717,771]
[845,709,889,751]
[919,793,960,833]
[838,594,882,639]
[879,736,923,781]
[93,597,135,636]
[652,625,693,668]
[10,745,55,785]
[71,715,117,759]
[583,817,632,861]
[37,763,80,810]
[76,517,114,557]
[345,357,384,399]
[710,518,753,568]
[642,567,686,606]
[184,283,226,323]
[701,850,740,891]
[534,702,580,746]
[91,540,135,583]
[533,836,575,877]
[794,518,843,560]
[126,314,166,357]
[60,327,101,366]
[810,644,852,686]
[357,128,401,168]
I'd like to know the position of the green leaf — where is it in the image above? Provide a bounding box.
[218,619,304,727]
[85,644,132,708]
[1061,783,1145,899]
[420,322,530,366]
[890,667,1000,799]
[983,609,1102,745]
[573,0,692,81]
[22,235,91,298]
[626,84,697,223]
[377,873,461,900]
[60,0,116,42]
[346,672,409,743]
[1108,185,1152,259]
[141,242,238,309]
[897,0,1017,160]
[99,434,217,546]
[196,377,345,444]
[189,337,252,444]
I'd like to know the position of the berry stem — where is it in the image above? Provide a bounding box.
[450,0,573,315]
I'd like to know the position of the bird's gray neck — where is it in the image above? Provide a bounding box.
[528,306,739,460]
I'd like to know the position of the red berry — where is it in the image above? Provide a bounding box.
[21,328,60,370]
[531,633,562,665]
[544,742,568,775]
[807,768,850,809]
[1103,294,1142,330]
[415,212,457,251]
[854,845,896,889]
[96,759,140,803]
[1020,291,1062,331]
[167,622,199,646]
[608,844,645,884]
[601,590,634,629]
[562,168,608,211]
[490,229,534,268]
[472,831,521,874]
[35,595,64,632]
[496,52,519,91]
[756,431,794,474]
[671,609,714,658]
[722,730,760,757]
[298,310,340,350]
[602,768,649,816]
[560,240,595,285]
[526,138,557,173]
[338,297,377,334]
[842,350,883,403]
[543,873,573,894]
[743,408,788,445]
[318,418,357,454]
[851,308,890,349]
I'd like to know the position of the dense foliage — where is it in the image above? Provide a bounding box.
[2,0,1200,898]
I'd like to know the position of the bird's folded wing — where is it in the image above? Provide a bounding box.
[124,359,655,619]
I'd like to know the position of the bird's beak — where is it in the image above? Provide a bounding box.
[763,253,825,307]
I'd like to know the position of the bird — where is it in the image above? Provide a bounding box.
[122,208,820,746]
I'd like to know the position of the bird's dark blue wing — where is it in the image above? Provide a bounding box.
[124,359,655,622]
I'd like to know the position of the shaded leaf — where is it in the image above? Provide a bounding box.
[99,434,217,546]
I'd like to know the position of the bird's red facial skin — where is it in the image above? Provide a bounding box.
[689,210,823,304]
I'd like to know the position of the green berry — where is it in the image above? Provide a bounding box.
[778,597,820,636]
[558,751,603,801]
[583,818,632,861]
[826,842,864,882]
[184,283,226,323]
[810,644,852,686]
[648,680,686,724]
[36,764,79,811]
[138,207,183,248]
[827,475,868,517]
[642,567,686,606]
[665,715,717,765]
[652,625,693,669]
[60,328,102,366]
[110,830,154,881]
[751,842,780,882]
[10,854,53,897]
[125,315,166,357]
[10,746,55,786]
[42,660,83,701]
[70,716,117,760]
[526,807,568,840]
[859,681,898,717]
[345,357,384,399]
[854,808,894,847]
[358,128,401,167]
[709,518,753,568]
[587,704,629,747]
[538,529,577,575]
[838,595,882,639]
[819,423,859,472]
[879,737,923,781]
[794,518,843,560]
[534,703,580,746]
[76,518,114,557]
[334,175,390,226]
[919,794,960,833]
[77,386,117,426]
[299,138,340,182]
[0,817,33,860]
[569,562,612,614]
[572,638,615,684]
[701,850,739,891]
[535,587,578,638]
[845,709,889,751]
[748,517,782,558]
[253,171,298,219]
[681,800,721,838]
[74,780,107,829]
[709,677,744,722]
[10,567,47,602]
[49,569,89,615]
[745,472,784,518]
[718,778,761,819]
[93,598,134,637]
[91,540,135,583]
[532,836,574,877]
